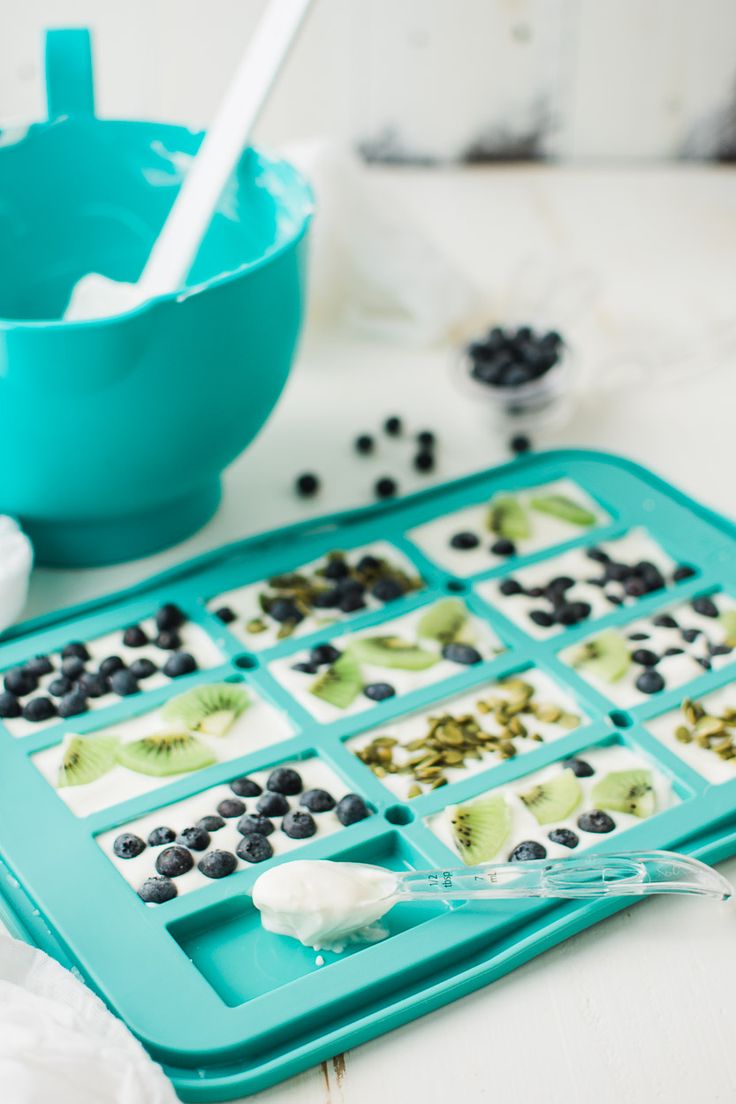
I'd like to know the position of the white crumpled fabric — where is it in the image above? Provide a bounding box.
[0,935,177,1104]
[0,517,32,633]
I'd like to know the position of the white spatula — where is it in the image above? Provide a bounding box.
[65,0,313,321]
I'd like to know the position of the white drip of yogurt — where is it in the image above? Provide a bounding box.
[252,860,397,952]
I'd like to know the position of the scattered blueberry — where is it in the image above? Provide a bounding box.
[562,758,595,778]
[355,434,374,455]
[214,606,236,624]
[296,472,320,497]
[628,632,650,642]
[199,850,237,879]
[499,578,523,596]
[269,598,304,624]
[78,672,109,698]
[99,655,125,678]
[413,450,434,473]
[336,793,370,826]
[129,658,157,680]
[586,547,610,563]
[61,656,86,680]
[4,667,37,697]
[123,625,148,648]
[450,531,480,551]
[113,833,146,859]
[696,657,712,670]
[554,602,591,626]
[23,697,56,723]
[237,814,275,837]
[147,826,176,846]
[606,594,623,606]
[57,692,89,718]
[530,610,554,628]
[416,430,435,448]
[236,833,273,863]
[653,614,678,629]
[217,797,246,818]
[156,603,185,631]
[323,558,350,580]
[0,690,21,718]
[509,840,547,861]
[441,642,482,665]
[156,846,194,877]
[310,643,342,666]
[176,826,210,851]
[25,655,54,678]
[577,810,616,834]
[197,815,225,832]
[372,577,405,602]
[267,767,303,795]
[635,670,665,695]
[383,416,402,436]
[681,628,701,643]
[282,810,316,839]
[300,788,336,813]
[663,646,685,657]
[230,777,262,798]
[110,669,139,696]
[491,539,516,556]
[48,676,73,697]
[363,682,396,701]
[709,643,732,657]
[155,630,182,651]
[292,661,319,674]
[163,652,197,678]
[631,649,659,667]
[509,433,532,454]
[548,828,579,848]
[62,642,90,661]
[673,565,696,582]
[375,477,398,499]
[257,791,290,817]
[138,876,177,904]
[692,596,719,618]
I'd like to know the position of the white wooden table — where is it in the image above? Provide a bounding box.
[9,165,736,1104]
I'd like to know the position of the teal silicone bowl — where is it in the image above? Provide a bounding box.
[0,30,313,568]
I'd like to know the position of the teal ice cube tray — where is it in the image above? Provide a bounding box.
[0,449,734,1101]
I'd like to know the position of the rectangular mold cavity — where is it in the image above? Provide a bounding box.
[31,677,294,819]
[167,832,448,1007]
[205,540,425,653]
[425,736,682,866]
[644,680,736,785]
[477,527,685,640]
[347,666,590,801]
[268,597,505,725]
[558,590,736,708]
[405,477,610,579]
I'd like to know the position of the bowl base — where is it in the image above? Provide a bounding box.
[23,481,221,568]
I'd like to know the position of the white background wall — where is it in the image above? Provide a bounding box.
[1,0,736,161]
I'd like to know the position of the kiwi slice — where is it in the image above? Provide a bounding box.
[348,636,439,671]
[161,682,250,737]
[449,794,511,864]
[519,768,582,825]
[591,769,656,818]
[310,652,363,709]
[530,494,596,527]
[570,629,631,683]
[486,495,531,541]
[416,598,469,644]
[57,734,119,788]
[719,610,736,647]
[117,730,215,777]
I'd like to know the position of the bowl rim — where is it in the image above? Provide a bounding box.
[0,121,314,333]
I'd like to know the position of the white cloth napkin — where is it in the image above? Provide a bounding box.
[0,935,177,1104]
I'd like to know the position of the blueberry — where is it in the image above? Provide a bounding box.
[214,606,236,624]
[547,576,575,595]
[300,788,336,813]
[313,588,340,609]
[628,632,650,641]
[266,767,303,795]
[4,667,37,697]
[632,649,659,667]
[413,450,434,473]
[416,430,435,448]
[156,603,185,631]
[23,697,56,723]
[61,656,86,680]
[110,669,139,696]
[129,658,157,680]
[450,531,480,551]
[529,610,554,628]
[292,661,319,674]
[692,596,719,618]
[624,577,648,598]
[25,655,54,678]
[697,657,712,670]
[282,810,316,839]
[310,643,342,666]
[296,472,319,497]
[562,757,595,778]
[197,815,225,832]
[491,539,516,556]
[257,791,290,817]
[355,434,374,454]
[237,814,274,837]
[78,672,109,698]
[383,416,402,436]
[586,547,610,563]
[113,833,146,859]
[509,434,531,454]
[156,846,194,877]
[99,655,125,678]
[147,826,176,846]
[673,565,696,582]
[604,562,629,583]
[217,797,246,818]
[336,793,370,826]
[681,628,701,643]
[323,558,350,580]
[236,833,273,863]
[176,826,210,851]
[606,594,623,606]
[509,840,547,862]
[155,630,182,651]
[48,676,73,698]
[709,643,733,657]
[499,578,523,596]
[0,691,21,718]
[441,642,482,665]
[138,876,177,903]
[57,692,89,718]
[363,682,396,701]
[577,810,616,834]
[163,652,197,678]
[636,670,665,694]
[230,777,262,798]
[371,577,405,602]
[123,625,148,648]
[356,554,382,573]
[375,477,398,499]
[653,614,678,629]
[198,850,238,879]
[62,642,90,661]
[548,828,579,848]
[269,598,304,624]
[501,365,531,388]
[663,647,685,657]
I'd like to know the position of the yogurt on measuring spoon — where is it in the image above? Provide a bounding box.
[252,860,397,952]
